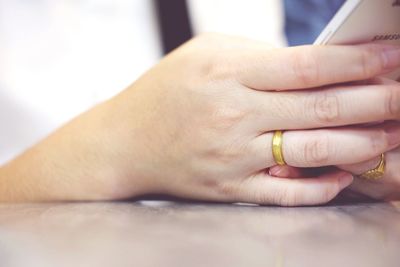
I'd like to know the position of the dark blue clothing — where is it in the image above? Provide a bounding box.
[284,0,346,46]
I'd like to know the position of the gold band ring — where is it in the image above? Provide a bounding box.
[272,130,286,166]
[360,153,385,180]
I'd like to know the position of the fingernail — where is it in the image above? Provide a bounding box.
[269,166,288,177]
[382,47,400,69]
[385,124,400,146]
[339,173,354,190]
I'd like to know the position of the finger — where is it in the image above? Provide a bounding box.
[269,165,303,178]
[337,156,382,176]
[347,178,399,200]
[248,122,400,170]
[336,76,398,87]
[226,171,353,206]
[338,147,400,179]
[250,82,400,131]
[338,147,400,200]
[238,44,400,91]
[269,165,339,179]
[379,77,400,85]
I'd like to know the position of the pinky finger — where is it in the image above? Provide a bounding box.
[231,170,353,206]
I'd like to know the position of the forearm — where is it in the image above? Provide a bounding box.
[0,100,149,202]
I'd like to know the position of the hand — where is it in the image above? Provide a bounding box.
[274,139,400,201]
[334,78,400,200]
[270,77,400,201]
[1,34,400,205]
[337,147,400,200]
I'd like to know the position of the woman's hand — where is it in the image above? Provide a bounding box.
[335,78,400,201]
[337,147,400,200]
[1,34,399,205]
[272,135,400,201]
[269,78,400,202]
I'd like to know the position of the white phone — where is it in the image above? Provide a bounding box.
[315,0,400,80]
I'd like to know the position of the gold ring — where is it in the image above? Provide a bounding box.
[360,153,385,180]
[272,130,286,165]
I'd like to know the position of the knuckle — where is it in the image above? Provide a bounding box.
[202,139,246,166]
[358,48,377,78]
[201,58,232,82]
[197,55,233,83]
[210,101,249,131]
[311,93,340,124]
[357,45,387,77]
[292,47,321,86]
[368,130,387,156]
[190,54,231,83]
[217,147,243,164]
[184,34,233,82]
[303,134,332,165]
[384,87,400,118]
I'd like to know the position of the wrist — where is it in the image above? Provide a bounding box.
[88,97,160,200]
[0,99,156,202]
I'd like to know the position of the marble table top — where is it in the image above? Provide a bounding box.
[0,200,399,267]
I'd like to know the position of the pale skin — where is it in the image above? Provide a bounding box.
[1,34,400,205]
[270,78,400,200]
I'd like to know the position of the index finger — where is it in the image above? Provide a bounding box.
[238,44,400,91]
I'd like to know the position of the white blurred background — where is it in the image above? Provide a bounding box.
[0,0,286,164]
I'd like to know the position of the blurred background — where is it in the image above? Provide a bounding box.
[0,0,342,164]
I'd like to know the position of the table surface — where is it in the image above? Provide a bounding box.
[0,200,399,267]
